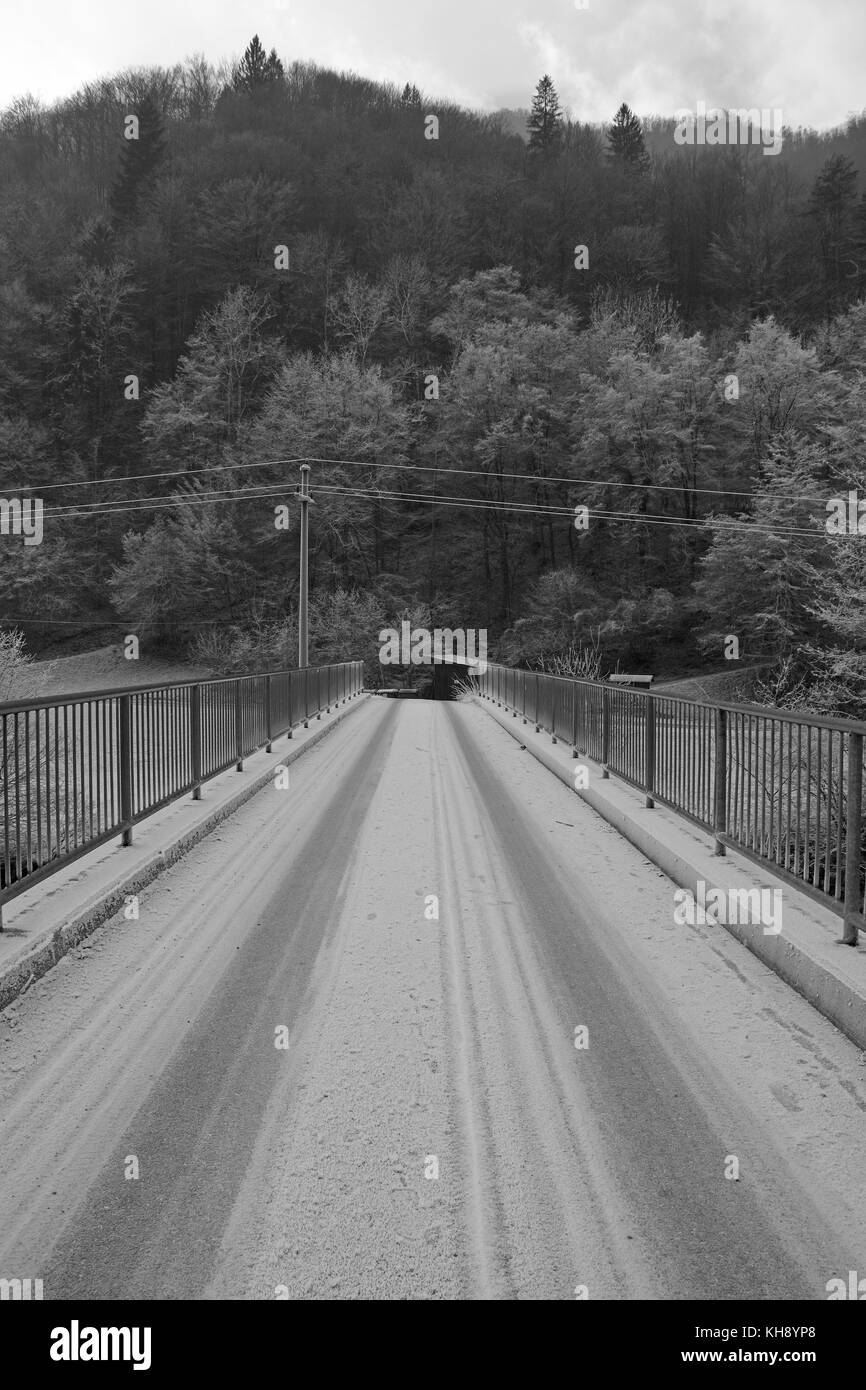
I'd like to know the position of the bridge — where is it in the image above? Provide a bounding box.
[0,661,865,1299]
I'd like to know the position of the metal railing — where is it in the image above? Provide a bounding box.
[0,661,364,923]
[478,663,866,945]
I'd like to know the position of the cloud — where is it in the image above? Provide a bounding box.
[0,0,862,130]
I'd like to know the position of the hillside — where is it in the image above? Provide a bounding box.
[0,39,865,715]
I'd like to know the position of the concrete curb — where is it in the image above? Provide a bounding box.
[477,696,866,1053]
[0,695,370,1013]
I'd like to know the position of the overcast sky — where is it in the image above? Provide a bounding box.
[1,0,863,130]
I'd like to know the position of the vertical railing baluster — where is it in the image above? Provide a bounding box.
[120,695,133,847]
[24,710,32,873]
[785,721,793,871]
[843,731,862,945]
[2,714,10,902]
[235,680,244,772]
[714,706,727,856]
[191,685,202,800]
[35,707,43,870]
[54,705,61,855]
[645,697,655,809]
[814,730,823,888]
[835,731,845,901]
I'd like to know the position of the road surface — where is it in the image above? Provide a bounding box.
[1,697,864,1300]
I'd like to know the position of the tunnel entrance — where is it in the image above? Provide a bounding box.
[432,656,482,700]
[373,656,482,700]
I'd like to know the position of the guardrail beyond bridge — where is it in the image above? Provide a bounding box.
[478,663,866,946]
[0,662,364,925]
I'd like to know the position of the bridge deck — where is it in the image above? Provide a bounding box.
[0,699,864,1299]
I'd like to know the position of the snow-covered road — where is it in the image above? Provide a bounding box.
[1,697,864,1300]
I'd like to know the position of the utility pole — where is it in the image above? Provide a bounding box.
[298,462,310,669]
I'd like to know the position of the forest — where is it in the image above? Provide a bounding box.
[0,36,865,712]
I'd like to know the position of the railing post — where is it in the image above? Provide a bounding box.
[303,667,309,728]
[119,693,133,845]
[317,668,323,719]
[534,674,540,733]
[571,682,579,757]
[601,684,610,778]
[843,731,863,945]
[713,706,727,856]
[265,674,273,753]
[644,696,655,809]
[191,684,202,800]
[235,680,244,771]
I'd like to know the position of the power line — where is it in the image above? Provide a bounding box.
[314,483,841,539]
[1,450,850,507]
[300,455,843,506]
[44,481,836,539]
[41,475,847,540]
[0,611,284,628]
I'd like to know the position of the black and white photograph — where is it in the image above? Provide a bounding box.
[0,0,865,1353]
